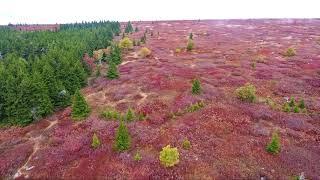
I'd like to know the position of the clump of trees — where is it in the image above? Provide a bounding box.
[0,21,120,126]
[71,90,90,120]
[159,145,180,167]
[283,97,306,113]
[236,83,256,102]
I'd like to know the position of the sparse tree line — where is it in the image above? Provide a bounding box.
[0,21,120,126]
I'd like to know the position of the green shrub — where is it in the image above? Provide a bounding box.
[191,79,201,95]
[186,39,194,51]
[95,65,101,77]
[71,90,90,120]
[106,62,119,79]
[114,121,131,152]
[293,105,300,113]
[266,131,281,154]
[298,99,305,109]
[189,33,193,39]
[283,103,291,112]
[236,83,256,102]
[182,139,191,150]
[186,101,204,112]
[134,151,142,161]
[159,145,180,167]
[125,108,134,121]
[288,97,295,107]
[284,47,296,57]
[91,133,101,149]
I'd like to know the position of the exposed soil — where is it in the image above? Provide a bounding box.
[1,19,320,179]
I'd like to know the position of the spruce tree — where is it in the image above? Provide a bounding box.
[106,62,119,79]
[91,133,101,149]
[189,32,193,39]
[192,79,201,95]
[125,21,133,33]
[109,45,122,65]
[266,131,281,154]
[125,108,134,121]
[71,89,90,120]
[114,121,131,151]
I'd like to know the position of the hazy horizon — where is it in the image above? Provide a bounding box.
[1,0,319,25]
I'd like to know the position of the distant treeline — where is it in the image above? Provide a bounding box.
[0,21,120,126]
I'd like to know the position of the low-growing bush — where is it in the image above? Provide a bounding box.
[119,37,133,50]
[236,83,256,102]
[138,47,151,58]
[266,131,281,154]
[175,48,181,53]
[182,139,191,150]
[186,101,204,112]
[159,145,180,167]
[134,151,142,161]
[283,47,296,57]
[91,133,101,149]
[186,39,194,51]
[191,79,201,95]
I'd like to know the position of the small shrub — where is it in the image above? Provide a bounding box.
[186,101,204,112]
[298,99,305,109]
[293,105,300,113]
[95,65,101,77]
[191,79,201,95]
[138,47,151,58]
[189,32,193,39]
[288,97,295,107]
[251,61,256,69]
[236,83,256,102]
[114,121,131,152]
[135,27,139,32]
[283,47,296,57]
[255,55,267,63]
[91,133,101,149]
[175,48,181,53]
[159,145,180,167]
[119,37,133,50]
[266,131,281,154]
[106,62,119,79]
[182,139,191,150]
[283,102,291,112]
[125,108,134,121]
[186,39,194,51]
[134,151,142,161]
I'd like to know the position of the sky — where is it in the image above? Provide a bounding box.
[0,0,319,25]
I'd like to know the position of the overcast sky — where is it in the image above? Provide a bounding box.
[1,0,319,25]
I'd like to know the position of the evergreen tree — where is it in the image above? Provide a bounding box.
[192,79,201,95]
[125,21,133,33]
[71,89,90,120]
[266,131,281,154]
[114,121,131,151]
[135,27,139,32]
[106,62,119,79]
[189,32,193,39]
[125,108,134,121]
[91,133,101,149]
[109,45,122,65]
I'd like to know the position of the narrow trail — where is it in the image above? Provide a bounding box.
[13,119,58,179]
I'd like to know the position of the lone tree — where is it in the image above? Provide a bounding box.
[189,32,193,39]
[125,21,133,33]
[266,131,281,154]
[187,39,194,51]
[192,79,201,95]
[91,133,101,149]
[106,62,119,79]
[71,89,90,120]
[114,121,131,151]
